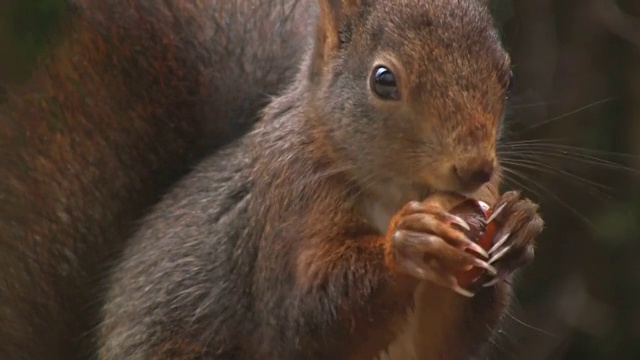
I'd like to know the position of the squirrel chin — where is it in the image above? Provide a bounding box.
[408,183,476,203]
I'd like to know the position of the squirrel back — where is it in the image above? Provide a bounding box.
[97,0,542,359]
[0,1,312,359]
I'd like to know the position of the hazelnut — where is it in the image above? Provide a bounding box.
[449,199,497,287]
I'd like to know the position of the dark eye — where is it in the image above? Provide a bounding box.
[370,65,399,100]
[505,70,514,99]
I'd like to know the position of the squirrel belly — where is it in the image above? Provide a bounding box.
[99,0,544,359]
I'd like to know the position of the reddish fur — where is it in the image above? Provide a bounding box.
[0,1,310,359]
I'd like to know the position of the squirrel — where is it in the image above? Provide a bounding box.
[0,0,312,359]
[98,0,544,359]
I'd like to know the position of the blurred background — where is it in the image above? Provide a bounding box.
[1,0,639,359]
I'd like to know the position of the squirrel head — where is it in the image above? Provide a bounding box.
[305,0,511,196]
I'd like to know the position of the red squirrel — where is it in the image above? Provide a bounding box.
[0,1,311,359]
[98,0,544,359]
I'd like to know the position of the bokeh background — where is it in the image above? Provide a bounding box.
[1,0,639,359]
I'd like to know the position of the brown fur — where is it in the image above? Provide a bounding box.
[98,0,542,359]
[0,1,313,359]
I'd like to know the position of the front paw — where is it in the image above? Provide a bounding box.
[479,191,544,288]
[385,196,497,298]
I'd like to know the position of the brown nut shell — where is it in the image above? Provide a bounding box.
[449,199,497,287]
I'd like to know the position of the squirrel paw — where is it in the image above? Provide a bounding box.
[479,191,544,288]
[387,199,498,298]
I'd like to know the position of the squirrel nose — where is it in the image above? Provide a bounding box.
[452,157,495,191]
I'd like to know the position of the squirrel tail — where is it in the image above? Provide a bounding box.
[0,1,308,359]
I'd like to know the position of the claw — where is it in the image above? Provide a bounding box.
[488,245,511,264]
[477,200,490,214]
[486,203,506,224]
[463,239,489,259]
[488,233,510,255]
[452,284,475,298]
[449,214,471,231]
[472,258,497,276]
[482,276,503,287]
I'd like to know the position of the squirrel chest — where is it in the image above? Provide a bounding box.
[366,199,472,359]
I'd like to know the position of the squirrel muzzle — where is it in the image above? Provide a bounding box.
[452,156,496,193]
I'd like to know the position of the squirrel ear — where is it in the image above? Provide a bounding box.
[312,0,359,75]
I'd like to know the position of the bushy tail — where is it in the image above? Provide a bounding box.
[0,1,310,359]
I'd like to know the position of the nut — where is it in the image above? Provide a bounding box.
[449,198,497,287]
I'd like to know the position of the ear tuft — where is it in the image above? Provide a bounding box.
[316,0,343,59]
[311,0,360,77]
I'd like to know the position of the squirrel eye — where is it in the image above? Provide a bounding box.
[370,66,399,100]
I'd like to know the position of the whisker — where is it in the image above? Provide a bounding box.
[499,158,613,194]
[514,97,615,134]
[502,167,597,228]
[504,310,558,338]
[503,149,640,175]
[344,174,384,206]
[500,168,544,200]
[499,142,640,160]
[509,101,557,109]
[498,138,573,146]
[333,168,382,205]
